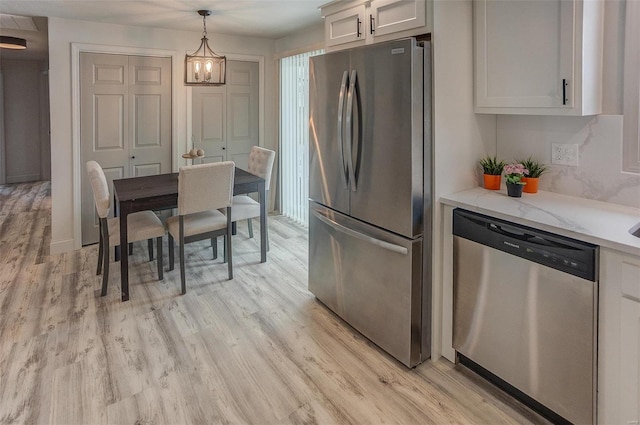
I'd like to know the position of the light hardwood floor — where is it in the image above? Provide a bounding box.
[0,181,550,425]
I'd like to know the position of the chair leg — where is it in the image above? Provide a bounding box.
[148,238,154,261]
[179,217,186,295]
[96,222,104,275]
[129,242,133,256]
[168,234,175,271]
[211,237,217,259]
[226,207,233,280]
[157,236,163,281]
[101,236,110,297]
[265,215,270,252]
[247,218,254,238]
[223,235,228,264]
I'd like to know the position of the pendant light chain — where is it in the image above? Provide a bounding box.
[202,14,208,38]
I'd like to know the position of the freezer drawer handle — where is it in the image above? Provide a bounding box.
[312,210,409,255]
[337,71,349,189]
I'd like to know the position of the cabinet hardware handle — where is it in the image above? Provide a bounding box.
[357,18,362,38]
[562,78,568,105]
[370,14,375,34]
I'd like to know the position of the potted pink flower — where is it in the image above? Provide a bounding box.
[503,163,529,197]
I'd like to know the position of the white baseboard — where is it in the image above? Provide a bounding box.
[50,238,75,255]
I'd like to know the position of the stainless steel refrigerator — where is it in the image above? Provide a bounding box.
[308,38,431,367]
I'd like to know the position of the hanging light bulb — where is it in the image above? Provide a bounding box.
[205,61,213,82]
[184,10,226,85]
[194,61,201,81]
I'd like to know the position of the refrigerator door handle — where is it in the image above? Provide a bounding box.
[312,210,409,255]
[346,69,357,192]
[337,71,349,189]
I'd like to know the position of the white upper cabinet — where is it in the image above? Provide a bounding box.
[474,0,604,116]
[369,0,426,38]
[325,4,367,47]
[322,0,431,51]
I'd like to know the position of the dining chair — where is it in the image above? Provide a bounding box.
[167,161,235,295]
[231,146,276,248]
[86,161,165,297]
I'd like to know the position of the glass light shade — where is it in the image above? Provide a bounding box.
[184,36,226,85]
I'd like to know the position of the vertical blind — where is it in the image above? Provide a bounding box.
[280,49,323,227]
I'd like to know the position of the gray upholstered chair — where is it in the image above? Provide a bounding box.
[231,146,276,248]
[167,161,235,295]
[86,161,165,297]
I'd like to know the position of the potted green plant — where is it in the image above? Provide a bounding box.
[517,157,547,194]
[503,163,528,197]
[479,156,506,190]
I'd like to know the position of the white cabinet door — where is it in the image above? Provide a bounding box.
[322,0,430,50]
[369,0,426,38]
[474,0,603,115]
[599,248,640,425]
[621,296,640,425]
[324,4,366,47]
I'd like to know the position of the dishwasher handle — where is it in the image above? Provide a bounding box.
[488,223,578,251]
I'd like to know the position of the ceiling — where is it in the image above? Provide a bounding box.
[0,1,325,61]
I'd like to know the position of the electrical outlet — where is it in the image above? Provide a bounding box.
[551,143,579,166]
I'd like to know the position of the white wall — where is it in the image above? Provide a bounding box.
[1,60,45,183]
[48,17,277,253]
[275,23,324,57]
[496,0,640,209]
[430,0,496,359]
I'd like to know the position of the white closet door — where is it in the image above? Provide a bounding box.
[128,55,172,177]
[192,60,259,170]
[80,52,172,245]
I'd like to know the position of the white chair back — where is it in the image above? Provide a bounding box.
[247,146,276,189]
[86,160,111,218]
[178,162,235,216]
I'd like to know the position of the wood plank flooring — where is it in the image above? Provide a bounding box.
[0,181,550,424]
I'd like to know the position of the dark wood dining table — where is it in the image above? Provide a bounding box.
[113,167,266,302]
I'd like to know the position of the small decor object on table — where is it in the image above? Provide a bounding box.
[182,148,205,163]
[517,157,547,194]
[503,163,528,198]
[479,155,506,190]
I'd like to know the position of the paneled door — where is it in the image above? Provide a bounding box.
[80,52,172,245]
[192,60,258,170]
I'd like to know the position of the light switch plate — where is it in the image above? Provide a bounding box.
[551,143,579,166]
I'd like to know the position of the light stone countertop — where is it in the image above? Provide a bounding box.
[440,187,640,257]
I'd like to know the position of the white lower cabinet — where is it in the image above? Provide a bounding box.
[599,248,640,425]
[621,297,640,424]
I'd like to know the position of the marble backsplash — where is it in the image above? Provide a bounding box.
[496,114,640,209]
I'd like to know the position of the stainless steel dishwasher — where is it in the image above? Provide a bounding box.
[452,209,598,425]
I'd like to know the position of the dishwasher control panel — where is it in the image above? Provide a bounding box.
[453,209,598,281]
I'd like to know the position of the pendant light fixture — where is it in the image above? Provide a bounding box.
[0,36,27,50]
[184,10,226,86]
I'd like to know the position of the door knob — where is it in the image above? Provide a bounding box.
[131,156,136,159]
[222,147,226,150]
